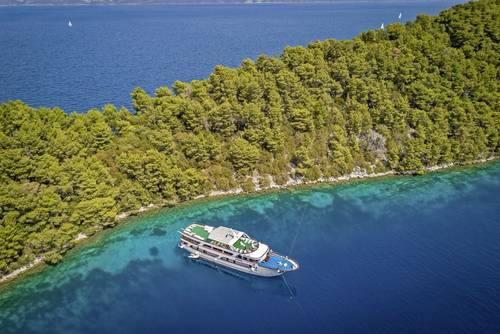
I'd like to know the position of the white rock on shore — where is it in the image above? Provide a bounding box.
[0,257,43,283]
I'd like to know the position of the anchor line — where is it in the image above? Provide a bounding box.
[288,208,306,256]
[281,275,304,311]
[282,274,295,299]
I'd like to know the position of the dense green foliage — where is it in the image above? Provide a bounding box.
[0,0,498,276]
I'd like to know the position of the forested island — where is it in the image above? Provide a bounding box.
[0,0,498,280]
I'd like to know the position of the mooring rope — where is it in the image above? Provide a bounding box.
[282,274,295,299]
[288,207,306,256]
[282,275,304,311]
[282,204,306,311]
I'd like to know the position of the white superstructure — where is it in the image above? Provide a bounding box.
[179,224,299,277]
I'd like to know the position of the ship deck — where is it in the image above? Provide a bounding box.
[188,225,210,240]
[232,238,257,252]
[259,255,297,271]
[185,224,259,254]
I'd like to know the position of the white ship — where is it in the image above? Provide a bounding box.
[179,224,299,277]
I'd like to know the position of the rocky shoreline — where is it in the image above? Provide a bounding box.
[1,156,496,285]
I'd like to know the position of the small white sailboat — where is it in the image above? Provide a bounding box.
[398,12,402,20]
[380,22,384,30]
[68,20,73,27]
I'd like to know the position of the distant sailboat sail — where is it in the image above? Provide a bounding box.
[398,12,402,20]
[68,21,73,27]
[380,23,384,30]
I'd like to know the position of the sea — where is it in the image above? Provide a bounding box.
[0,1,466,112]
[0,162,499,333]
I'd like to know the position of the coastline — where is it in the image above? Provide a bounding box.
[0,156,497,286]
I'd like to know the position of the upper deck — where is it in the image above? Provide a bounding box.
[183,224,269,259]
[188,224,211,241]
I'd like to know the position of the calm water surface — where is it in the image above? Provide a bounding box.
[0,1,466,112]
[0,162,499,333]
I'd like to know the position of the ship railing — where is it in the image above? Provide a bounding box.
[183,241,258,266]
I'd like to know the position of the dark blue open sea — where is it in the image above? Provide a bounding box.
[0,1,466,112]
[1,162,500,333]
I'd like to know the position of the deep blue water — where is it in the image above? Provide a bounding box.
[1,163,499,333]
[0,1,466,112]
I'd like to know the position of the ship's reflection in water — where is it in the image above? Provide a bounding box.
[185,256,298,299]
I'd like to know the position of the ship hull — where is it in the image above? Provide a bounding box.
[179,243,284,277]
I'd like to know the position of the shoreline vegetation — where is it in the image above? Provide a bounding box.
[0,0,498,285]
[0,157,496,285]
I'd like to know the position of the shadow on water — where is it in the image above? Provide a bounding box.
[187,257,298,299]
[149,247,159,256]
[150,227,167,236]
[172,243,298,299]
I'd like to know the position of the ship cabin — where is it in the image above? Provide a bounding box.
[181,224,269,262]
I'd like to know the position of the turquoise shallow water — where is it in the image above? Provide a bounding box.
[1,162,500,333]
